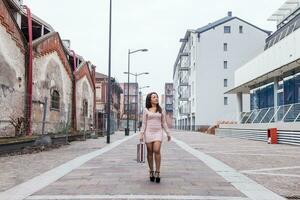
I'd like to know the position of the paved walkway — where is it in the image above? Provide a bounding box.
[0,130,299,199]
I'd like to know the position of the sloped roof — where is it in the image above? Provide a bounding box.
[95,72,107,79]
[172,15,271,78]
[196,16,270,35]
[196,16,232,33]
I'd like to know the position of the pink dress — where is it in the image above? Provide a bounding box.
[140,108,171,143]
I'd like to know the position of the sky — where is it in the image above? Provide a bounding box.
[23,0,285,96]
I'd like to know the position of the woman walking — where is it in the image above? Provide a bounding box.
[139,92,171,183]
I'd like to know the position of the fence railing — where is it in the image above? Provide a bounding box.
[240,103,300,124]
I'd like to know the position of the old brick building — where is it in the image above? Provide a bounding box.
[75,61,95,131]
[0,0,28,136]
[31,32,73,134]
[0,0,96,137]
[95,72,122,133]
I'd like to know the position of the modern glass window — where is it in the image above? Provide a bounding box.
[284,77,295,105]
[224,97,228,105]
[278,81,284,106]
[295,74,300,103]
[250,84,274,110]
[224,79,228,87]
[51,90,60,110]
[266,84,274,108]
[223,43,228,51]
[252,89,260,110]
[224,26,231,33]
[239,25,243,33]
[250,91,255,110]
[224,61,228,69]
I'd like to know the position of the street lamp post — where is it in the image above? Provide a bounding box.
[106,0,112,144]
[138,86,150,131]
[124,72,149,133]
[125,49,148,136]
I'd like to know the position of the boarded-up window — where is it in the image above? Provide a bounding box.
[83,99,88,117]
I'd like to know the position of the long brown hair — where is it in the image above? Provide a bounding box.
[145,92,162,113]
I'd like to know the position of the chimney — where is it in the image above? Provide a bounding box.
[228,11,232,17]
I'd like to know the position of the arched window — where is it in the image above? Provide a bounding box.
[83,99,88,117]
[51,90,60,110]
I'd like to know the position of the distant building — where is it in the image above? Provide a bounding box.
[120,83,138,131]
[165,83,174,128]
[173,11,270,131]
[95,72,122,134]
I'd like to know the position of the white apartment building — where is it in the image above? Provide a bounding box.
[173,12,270,131]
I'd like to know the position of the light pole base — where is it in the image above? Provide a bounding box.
[125,128,130,136]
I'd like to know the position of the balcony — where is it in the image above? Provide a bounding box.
[180,52,189,57]
[179,75,189,86]
[178,65,190,71]
[178,83,190,102]
[179,102,191,116]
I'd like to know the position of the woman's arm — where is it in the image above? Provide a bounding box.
[162,110,171,137]
[140,108,147,134]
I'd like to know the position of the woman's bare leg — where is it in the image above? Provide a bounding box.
[146,142,154,171]
[153,141,162,172]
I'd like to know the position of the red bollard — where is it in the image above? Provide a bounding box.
[267,128,277,144]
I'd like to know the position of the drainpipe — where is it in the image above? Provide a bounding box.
[23,5,33,136]
[92,66,96,130]
[70,50,77,131]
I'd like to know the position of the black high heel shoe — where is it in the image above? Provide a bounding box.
[155,171,160,183]
[149,171,155,182]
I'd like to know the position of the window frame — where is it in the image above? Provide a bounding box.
[224,26,231,34]
[83,99,88,117]
[223,43,228,51]
[224,61,228,69]
[224,97,228,105]
[239,25,243,33]
[50,89,60,111]
[224,79,228,87]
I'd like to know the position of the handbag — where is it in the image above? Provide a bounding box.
[137,142,146,163]
[137,111,147,163]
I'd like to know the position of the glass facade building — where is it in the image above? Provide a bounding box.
[250,73,300,110]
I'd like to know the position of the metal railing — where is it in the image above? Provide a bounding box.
[240,102,300,124]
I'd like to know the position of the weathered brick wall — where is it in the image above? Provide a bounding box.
[32,52,72,134]
[0,1,25,137]
[31,33,73,134]
[34,33,72,79]
[0,0,25,53]
[76,76,95,131]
